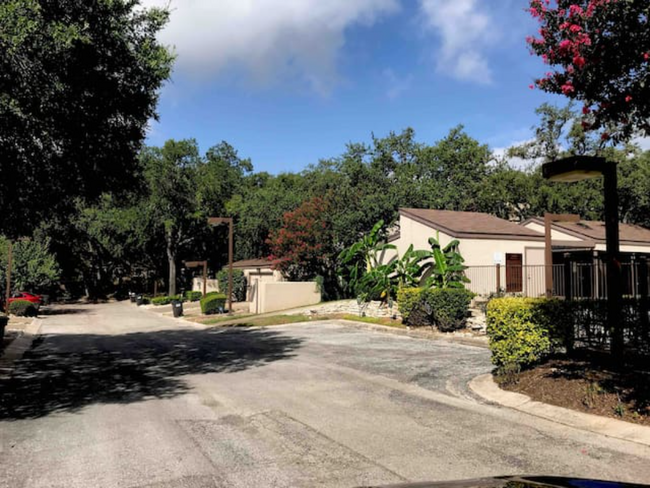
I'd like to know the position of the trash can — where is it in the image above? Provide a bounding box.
[129,292,136,303]
[136,295,144,306]
[172,300,183,318]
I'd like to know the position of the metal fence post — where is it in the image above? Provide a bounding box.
[495,264,501,294]
[563,253,572,301]
[639,257,649,333]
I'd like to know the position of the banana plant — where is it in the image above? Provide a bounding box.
[393,244,429,290]
[421,231,470,289]
[338,219,396,296]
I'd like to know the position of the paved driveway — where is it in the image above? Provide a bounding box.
[1,302,650,488]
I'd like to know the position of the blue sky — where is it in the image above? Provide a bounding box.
[144,0,567,173]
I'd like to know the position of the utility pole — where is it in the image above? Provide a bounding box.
[4,240,12,312]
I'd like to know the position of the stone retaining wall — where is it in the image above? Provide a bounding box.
[300,299,402,320]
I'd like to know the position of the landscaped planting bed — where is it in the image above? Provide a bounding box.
[499,353,650,426]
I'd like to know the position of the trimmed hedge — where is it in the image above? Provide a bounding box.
[216,269,246,302]
[8,300,38,317]
[486,297,573,370]
[397,287,474,331]
[151,295,182,306]
[185,291,203,302]
[200,293,227,315]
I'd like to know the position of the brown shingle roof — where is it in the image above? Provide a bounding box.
[527,217,650,245]
[400,208,545,241]
[229,258,273,269]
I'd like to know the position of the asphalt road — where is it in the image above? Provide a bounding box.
[1,302,650,488]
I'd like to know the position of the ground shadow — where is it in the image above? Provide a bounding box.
[0,326,302,420]
[39,307,92,316]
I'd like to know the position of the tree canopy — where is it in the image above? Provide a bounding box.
[527,0,650,142]
[0,0,173,237]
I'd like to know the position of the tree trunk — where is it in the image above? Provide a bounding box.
[166,231,177,296]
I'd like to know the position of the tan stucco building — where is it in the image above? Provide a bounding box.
[384,208,650,297]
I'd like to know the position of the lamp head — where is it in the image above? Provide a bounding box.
[542,156,608,183]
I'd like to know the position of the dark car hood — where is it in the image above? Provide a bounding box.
[365,476,650,488]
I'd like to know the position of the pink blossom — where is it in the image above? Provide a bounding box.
[625,95,633,103]
[573,55,586,68]
[569,24,582,33]
[582,106,591,115]
[529,84,535,90]
[644,52,650,61]
[561,82,575,95]
[568,5,584,17]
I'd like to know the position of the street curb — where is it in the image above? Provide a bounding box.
[0,317,42,379]
[337,320,490,349]
[469,373,650,448]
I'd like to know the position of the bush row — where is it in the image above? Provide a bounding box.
[151,295,182,306]
[200,292,227,315]
[397,287,474,332]
[8,300,38,317]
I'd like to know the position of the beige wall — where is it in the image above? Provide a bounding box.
[192,278,220,294]
[252,281,321,314]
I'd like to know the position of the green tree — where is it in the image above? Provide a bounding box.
[0,235,60,297]
[0,0,173,237]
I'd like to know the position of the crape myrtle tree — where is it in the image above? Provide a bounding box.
[0,0,174,238]
[267,196,336,283]
[527,0,650,143]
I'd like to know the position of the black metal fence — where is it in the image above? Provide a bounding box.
[464,261,650,300]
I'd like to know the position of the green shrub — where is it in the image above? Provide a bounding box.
[486,298,559,370]
[425,288,474,332]
[8,300,38,317]
[185,291,202,302]
[200,293,227,315]
[151,295,182,306]
[397,288,427,326]
[216,269,246,302]
[398,287,473,331]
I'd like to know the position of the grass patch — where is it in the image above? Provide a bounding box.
[202,314,324,327]
[338,314,406,329]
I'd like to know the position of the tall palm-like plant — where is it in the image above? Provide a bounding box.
[339,220,395,296]
[421,232,469,289]
[393,244,429,290]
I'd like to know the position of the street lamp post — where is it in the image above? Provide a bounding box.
[208,217,233,314]
[542,156,623,357]
[4,240,13,312]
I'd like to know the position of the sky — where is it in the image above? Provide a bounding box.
[142,0,574,173]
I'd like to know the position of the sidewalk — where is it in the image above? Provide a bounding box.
[0,317,42,379]
[470,373,650,448]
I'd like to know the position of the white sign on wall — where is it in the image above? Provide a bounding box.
[493,252,505,265]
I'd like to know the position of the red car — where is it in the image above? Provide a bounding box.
[7,291,43,307]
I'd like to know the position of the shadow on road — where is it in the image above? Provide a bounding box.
[0,327,302,420]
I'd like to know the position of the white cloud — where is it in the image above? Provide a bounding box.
[141,0,400,94]
[419,0,496,84]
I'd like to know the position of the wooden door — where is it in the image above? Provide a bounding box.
[506,253,523,293]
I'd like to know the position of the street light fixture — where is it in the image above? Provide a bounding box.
[542,155,623,357]
[208,217,233,314]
